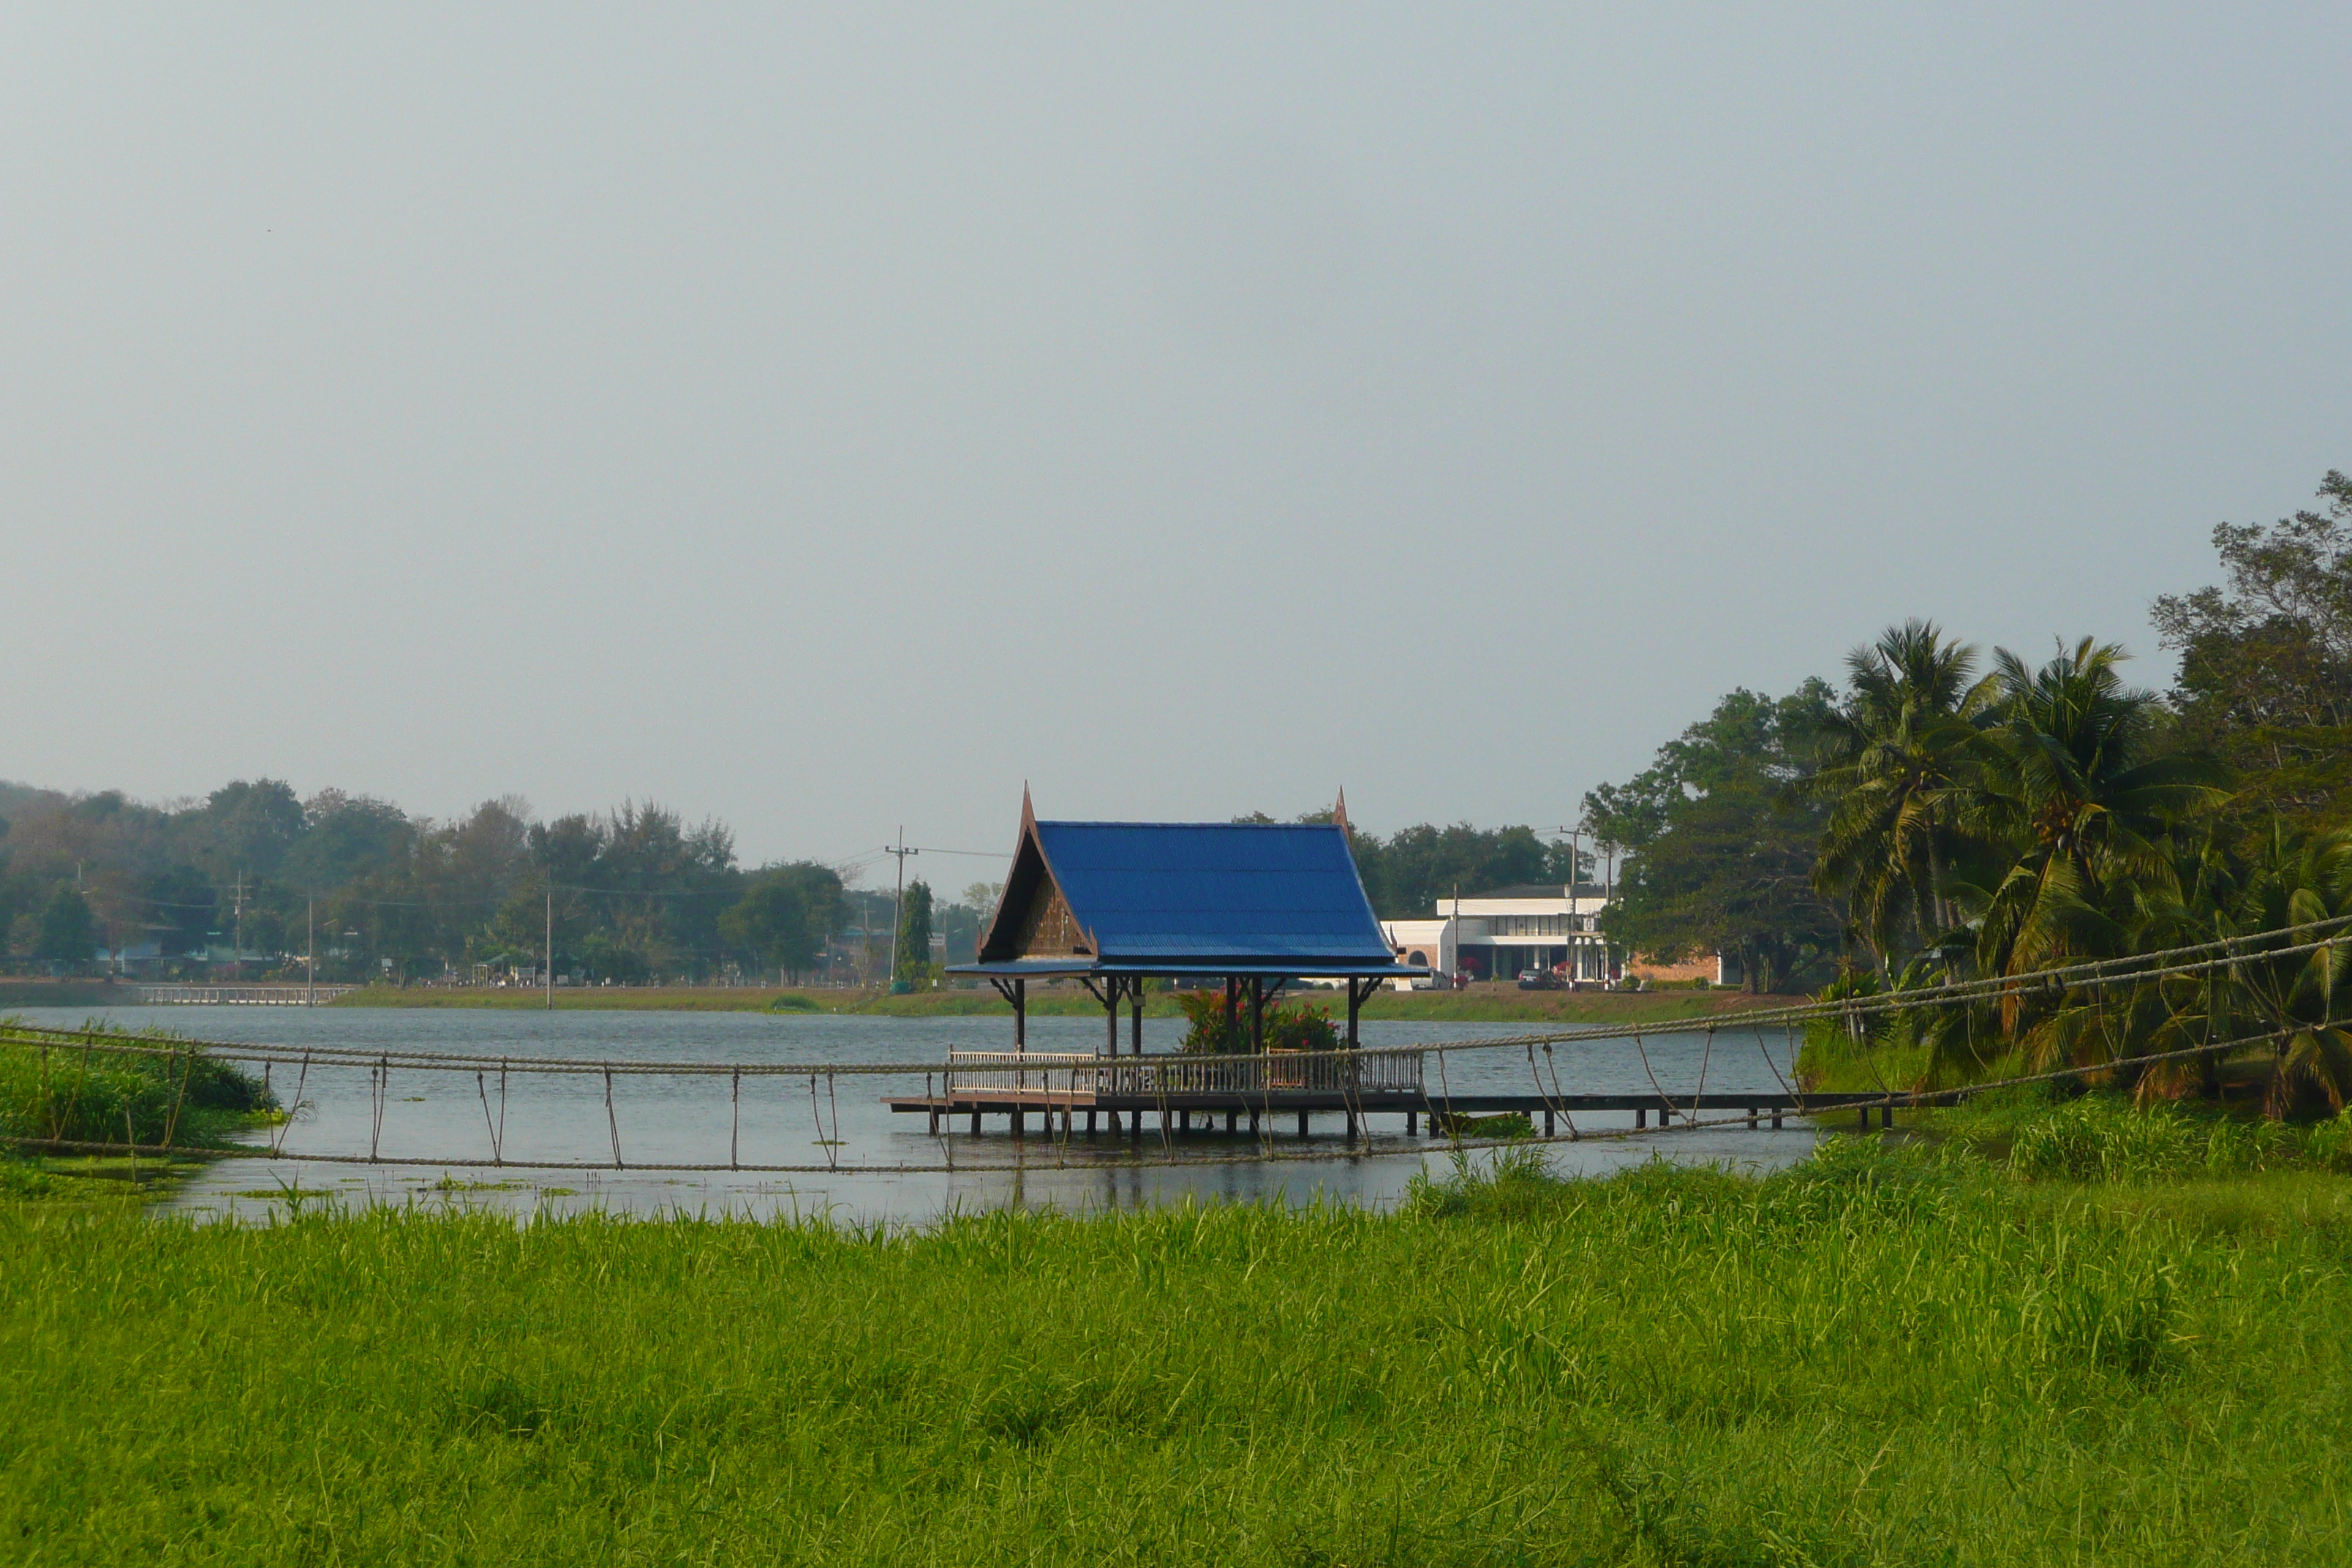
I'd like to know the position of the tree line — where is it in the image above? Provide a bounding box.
[1586,470,2352,1109]
[0,787,951,986]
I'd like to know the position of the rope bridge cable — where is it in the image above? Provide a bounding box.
[5,1014,2334,1178]
[4,922,2342,1176]
[4,1021,2303,1175]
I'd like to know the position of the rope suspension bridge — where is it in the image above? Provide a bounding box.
[4,913,2346,1178]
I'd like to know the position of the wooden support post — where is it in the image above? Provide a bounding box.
[1105,976,1119,1057]
[1406,1109,1417,1137]
[1248,1109,1260,1135]
[1345,1108,1357,1142]
[1346,978,1361,1051]
[1746,1104,1757,1126]
[1544,1108,1555,1137]
[1771,1107,1784,1129]
[1179,1109,1190,1134]
[1086,1110,1097,1135]
[1131,981,1144,1055]
[1297,1109,1309,1138]
[1251,977,1266,1054]
[1011,1108,1025,1139]
[1129,1112,1142,1142]
[1859,1107,1870,1131]
[1882,1105,1895,1128]
[1014,978,1026,1052]
[970,1109,981,1135]
[1225,1109,1237,1134]
[1635,1107,1646,1128]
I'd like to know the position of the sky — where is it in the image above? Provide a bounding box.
[4,4,2348,880]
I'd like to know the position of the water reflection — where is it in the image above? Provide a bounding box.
[12,1006,1821,1225]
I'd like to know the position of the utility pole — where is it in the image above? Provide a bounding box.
[883,829,919,989]
[1550,823,1586,981]
[545,876,555,1011]
[306,895,315,1006]
[233,871,246,984]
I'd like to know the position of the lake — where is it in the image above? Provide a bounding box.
[10,1005,1823,1224]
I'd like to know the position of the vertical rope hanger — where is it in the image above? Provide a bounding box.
[369,1055,389,1162]
[827,1073,843,1171]
[475,1070,503,1166]
[161,1044,195,1150]
[730,1068,741,1171]
[1688,1027,1716,1123]
[599,1068,622,1167]
[1543,1043,1579,1140]
[271,1052,312,1158]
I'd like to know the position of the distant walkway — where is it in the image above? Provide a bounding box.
[126,984,360,1006]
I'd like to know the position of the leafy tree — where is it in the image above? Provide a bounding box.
[196,780,305,881]
[284,791,412,889]
[578,932,649,986]
[720,869,830,979]
[34,884,96,967]
[1610,778,1839,993]
[893,879,935,985]
[2153,470,2352,829]
[1594,684,1842,992]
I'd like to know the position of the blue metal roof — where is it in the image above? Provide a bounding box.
[1038,821,1389,963]
[957,819,1414,974]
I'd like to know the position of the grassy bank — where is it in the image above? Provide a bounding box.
[328,982,1800,1026]
[0,1022,278,1151]
[0,980,133,1009]
[7,1116,2352,1562]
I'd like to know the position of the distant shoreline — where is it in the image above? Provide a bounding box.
[312,982,1801,1025]
[0,976,1807,1024]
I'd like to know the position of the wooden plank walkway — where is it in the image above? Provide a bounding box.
[129,984,361,1006]
[886,1088,1940,1139]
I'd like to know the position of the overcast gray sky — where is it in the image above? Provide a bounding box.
[5,5,2346,878]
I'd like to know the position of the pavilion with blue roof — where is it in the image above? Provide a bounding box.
[947,788,1426,1055]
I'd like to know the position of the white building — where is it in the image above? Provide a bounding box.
[1382,883,1618,987]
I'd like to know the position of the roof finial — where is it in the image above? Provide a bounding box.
[1020,781,1036,831]
[1333,787,1350,834]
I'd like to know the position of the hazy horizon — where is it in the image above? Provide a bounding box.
[7,7,2347,870]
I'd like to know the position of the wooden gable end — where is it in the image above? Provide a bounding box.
[974,792,1091,962]
[1014,874,1089,958]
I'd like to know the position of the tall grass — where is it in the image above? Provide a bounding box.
[0,1022,276,1148]
[7,1125,2352,1563]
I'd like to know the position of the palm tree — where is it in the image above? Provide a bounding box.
[1812,620,1997,966]
[2135,826,2352,1112]
[1969,639,2231,1044]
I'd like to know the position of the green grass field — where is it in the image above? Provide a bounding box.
[6,1109,2352,1564]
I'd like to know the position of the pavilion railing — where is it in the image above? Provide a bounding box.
[943,1049,1425,1100]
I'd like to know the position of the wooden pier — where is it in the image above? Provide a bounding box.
[888,1052,1924,1139]
[127,984,361,1006]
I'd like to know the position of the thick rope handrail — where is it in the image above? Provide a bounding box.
[7,1014,2326,1177]
[4,916,2346,1107]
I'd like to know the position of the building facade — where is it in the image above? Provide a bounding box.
[1382,883,1727,987]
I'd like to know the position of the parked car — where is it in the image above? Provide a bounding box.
[1516,968,1561,991]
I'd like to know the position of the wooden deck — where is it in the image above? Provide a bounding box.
[889,1054,1934,1139]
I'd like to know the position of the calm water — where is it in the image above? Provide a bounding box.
[15,1006,1821,1225]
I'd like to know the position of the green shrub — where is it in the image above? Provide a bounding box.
[0,1025,276,1148]
[1175,993,1338,1055]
